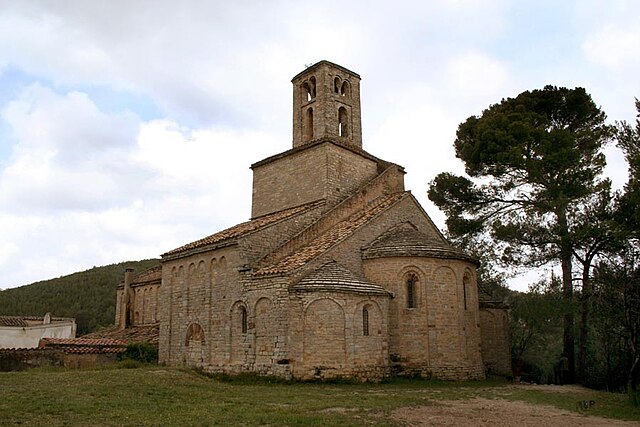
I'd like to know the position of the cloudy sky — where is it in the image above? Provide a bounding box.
[0,1,639,291]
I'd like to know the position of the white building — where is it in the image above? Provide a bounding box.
[0,314,76,349]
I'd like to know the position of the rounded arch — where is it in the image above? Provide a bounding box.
[462,268,475,311]
[254,297,275,364]
[303,298,346,366]
[400,270,421,309]
[184,322,205,367]
[218,256,227,268]
[188,262,196,279]
[230,301,248,362]
[185,322,205,345]
[302,76,316,102]
[197,260,206,284]
[338,107,349,137]
[357,300,383,337]
[352,299,383,326]
[304,107,314,141]
[352,299,384,364]
[340,80,350,97]
[334,76,342,93]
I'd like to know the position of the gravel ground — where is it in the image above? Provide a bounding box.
[392,389,638,427]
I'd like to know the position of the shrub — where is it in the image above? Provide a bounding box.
[118,342,158,364]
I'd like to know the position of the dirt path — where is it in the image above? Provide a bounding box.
[392,385,639,427]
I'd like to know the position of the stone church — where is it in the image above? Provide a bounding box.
[115,61,510,381]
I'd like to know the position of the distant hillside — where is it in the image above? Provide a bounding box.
[0,259,160,335]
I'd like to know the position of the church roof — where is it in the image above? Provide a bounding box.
[254,192,407,276]
[162,200,322,258]
[362,223,478,264]
[117,265,162,289]
[293,261,389,295]
[82,324,160,347]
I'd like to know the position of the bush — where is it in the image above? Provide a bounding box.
[118,342,158,364]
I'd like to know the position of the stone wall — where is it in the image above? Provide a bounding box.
[286,290,389,381]
[116,284,161,327]
[480,307,512,376]
[250,141,378,218]
[292,61,362,149]
[363,255,484,380]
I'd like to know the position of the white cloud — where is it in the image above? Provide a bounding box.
[0,82,283,288]
[0,0,637,292]
[583,26,640,69]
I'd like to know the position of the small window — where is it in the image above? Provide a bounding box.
[362,306,370,336]
[406,274,418,309]
[240,306,247,334]
[338,107,349,137]
[302,77,316,102]
[305,107,314,141]
[334,76,341,93]
[340,81,350,97]
[463,273,472,311]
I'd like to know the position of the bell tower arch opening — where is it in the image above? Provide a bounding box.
[291,60,362,149]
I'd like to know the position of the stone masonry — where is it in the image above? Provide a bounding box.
[116,61,510,381]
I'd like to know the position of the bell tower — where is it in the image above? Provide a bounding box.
[291,61,362,149]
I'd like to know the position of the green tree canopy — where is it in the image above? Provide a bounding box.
[429,85,614,381]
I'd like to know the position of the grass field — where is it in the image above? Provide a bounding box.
[0,365,638,426]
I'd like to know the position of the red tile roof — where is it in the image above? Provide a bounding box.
[255,193,407,275]
[0,317,29,327]
[82,324,159,347]
[40,338,127,346]
[39,337,127,354]
[163,201,323,257]
[0,316,74,327]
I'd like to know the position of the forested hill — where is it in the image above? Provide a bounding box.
[0,259,160,335]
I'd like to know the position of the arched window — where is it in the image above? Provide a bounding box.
[302,77,317,102]
[362,306,370,336]
[240,306,247,334]
[340,80,350,97]
[338,107,349,137]
[406,273,418,309]
[334,76,341,93]
[463,273,472,310]
[305,107,314,141]
[185,323,205,345]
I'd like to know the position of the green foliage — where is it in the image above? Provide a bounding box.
[118,342,158,364]
[509,278,565,383]
[590,243,640,402]
[429,85,615,381]
[616,99,640,235]
[0,259,160,334]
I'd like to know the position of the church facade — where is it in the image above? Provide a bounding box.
[115,61,510,380]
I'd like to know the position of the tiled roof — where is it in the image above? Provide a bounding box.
[293,261,389,295]
[118,265,162,289]
[82,324,159,347]
[0,315,74,327]
[255,193,406,276]
[131,265,162,284]
[39,337,127,354]
[163,201,322,257]
[0,316,29,327]
[362,222,477,263]
[41,338,127,346]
